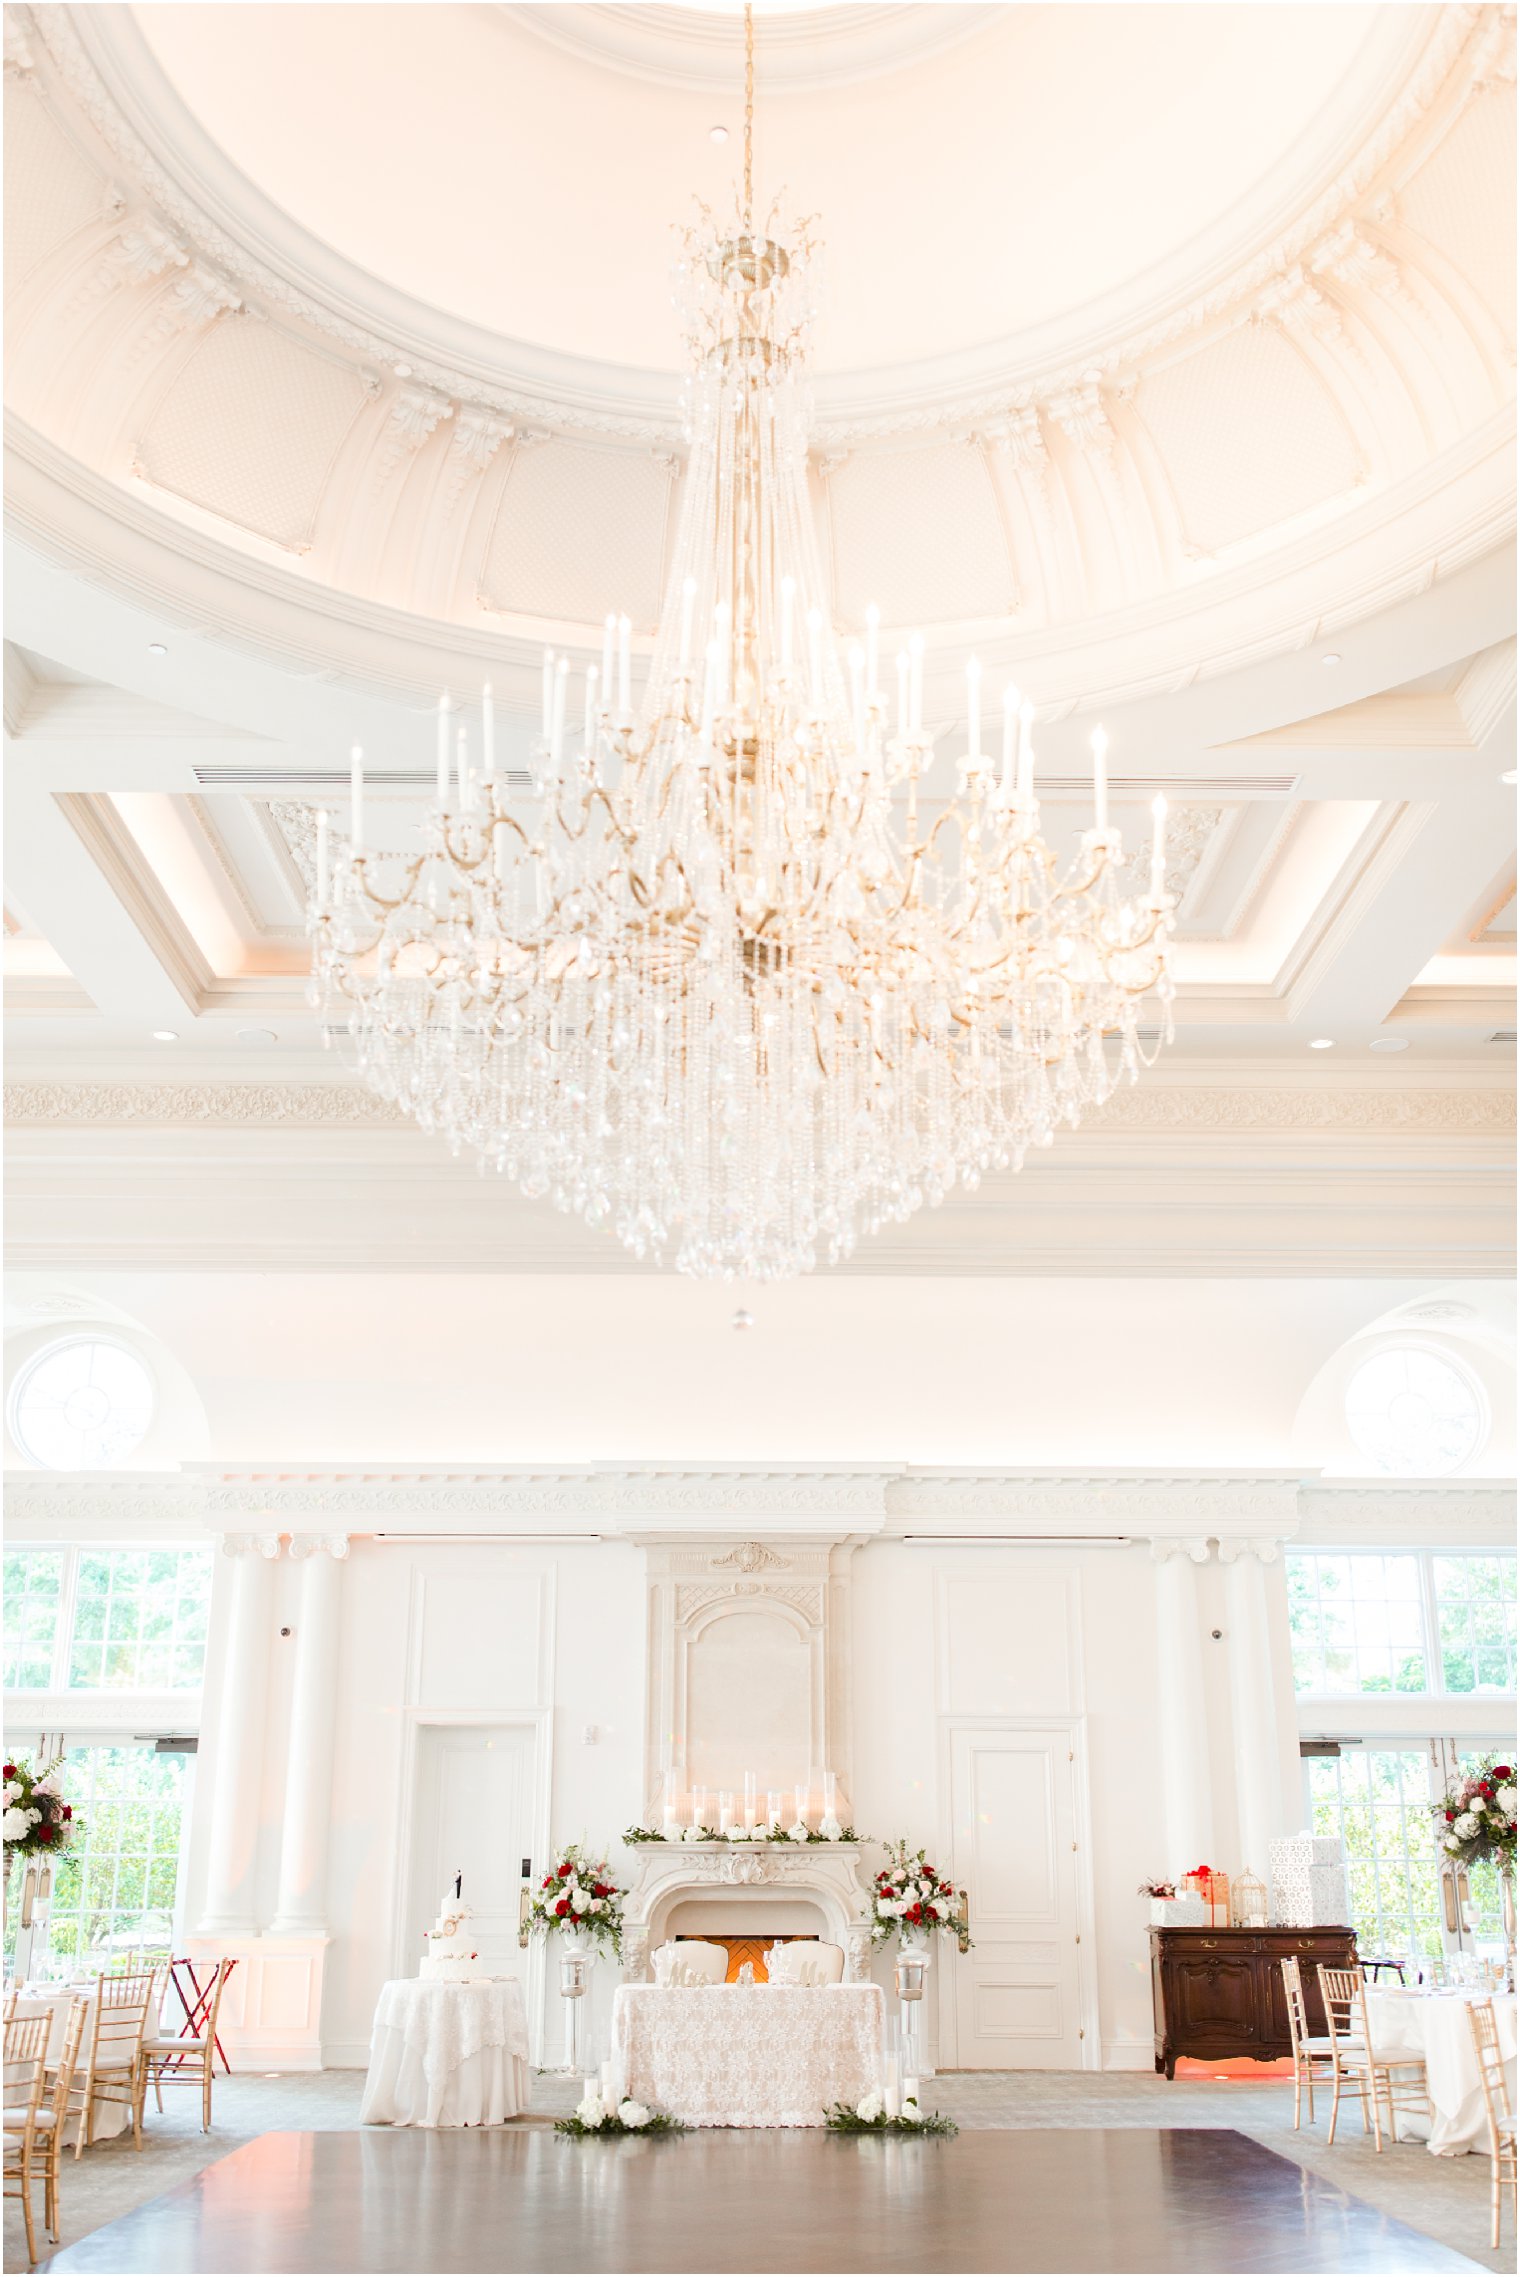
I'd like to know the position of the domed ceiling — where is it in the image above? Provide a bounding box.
[4,0,1514,719]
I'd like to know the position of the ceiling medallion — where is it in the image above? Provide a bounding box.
[309,5,1176,1280]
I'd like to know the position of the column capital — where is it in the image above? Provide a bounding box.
[220,1531,282,1560]
[1217,1536,1284,1566]
[287,1533,351,1562]
[1149,1535,1211,1564]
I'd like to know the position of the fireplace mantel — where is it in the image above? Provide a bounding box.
[620,1841,876,1981]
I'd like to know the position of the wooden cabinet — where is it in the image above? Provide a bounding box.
[1150,1926,1357,2078]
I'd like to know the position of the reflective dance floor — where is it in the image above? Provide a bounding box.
[43,2124,1483,2274]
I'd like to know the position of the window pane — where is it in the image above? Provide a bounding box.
[39,1747,186,1975]
[65,1548,213,1692]
[1309,1750,1443,1965]
[1433,1557,1517,1696]
[2,1550,63,1688]
[1287,1553,1429,1694]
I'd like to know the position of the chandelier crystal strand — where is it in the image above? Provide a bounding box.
[309,4,1176,1279]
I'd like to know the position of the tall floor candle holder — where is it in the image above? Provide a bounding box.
[559,1947,590,2076]
[894,1946,927,2085]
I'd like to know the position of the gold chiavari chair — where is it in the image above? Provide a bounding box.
[1318,1962,1429,2150]
[1468,1996,1517,2250]
[3,2010,52,2265]
[68,1971,156,2156]
[1280,1954,1338,2128]
[37,1997,88,2248]
[137,1957,234,2135]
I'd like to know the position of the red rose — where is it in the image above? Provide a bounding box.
[1447,1809,1457,1821]
[558,1863,571,1877]
[555,1899,570,1918]
[1494,1767,1511,1781]
[2,1765,14,1781]
[61,1805,71,1821]
[36,1823,55,1845]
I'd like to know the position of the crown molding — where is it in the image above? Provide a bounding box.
[6,1078,1511,1135]
[498,6,1006,94]
[5,1466,1511,1544]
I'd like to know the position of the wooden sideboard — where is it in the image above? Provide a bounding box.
[1150,1925,1358,2078]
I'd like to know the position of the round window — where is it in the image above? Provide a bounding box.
[8,1338,157,1470]
[1344,1345,1486,1477]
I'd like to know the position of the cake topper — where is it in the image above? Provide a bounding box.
[454,1869,462,1902]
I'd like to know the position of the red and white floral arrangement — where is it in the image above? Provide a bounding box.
[526,1845,625,1958]
[870,1840,971,1951]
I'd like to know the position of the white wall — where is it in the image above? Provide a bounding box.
[49,1271,1514,1470]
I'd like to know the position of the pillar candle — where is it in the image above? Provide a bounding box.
[743,1771,757,1830]
[767,1791,782,1830]
[691,1785,707,1831]
[583,2075,600,2105]
[904,2076,920,2108]
[718,1790,734,1833]
[794,1783,809,1829]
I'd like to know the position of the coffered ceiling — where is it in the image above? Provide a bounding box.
[3,1,1514,1279]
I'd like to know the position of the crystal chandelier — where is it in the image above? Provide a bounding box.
[310,7,1176,1280]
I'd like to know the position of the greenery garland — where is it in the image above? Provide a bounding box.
[622,1824,861,1846]
[823,2100,957,2136]
[556,2107,689,2137]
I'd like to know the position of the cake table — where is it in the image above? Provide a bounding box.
[359,1978,530,2128]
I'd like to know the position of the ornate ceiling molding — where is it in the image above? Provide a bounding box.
[7,1079,1512,1136]
[6,1467,1511,1542]
[16,3,1506,445]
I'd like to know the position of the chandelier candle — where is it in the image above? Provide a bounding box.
[309,0,1176,1279]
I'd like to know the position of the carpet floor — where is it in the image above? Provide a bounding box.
[7,2067,1505,2275]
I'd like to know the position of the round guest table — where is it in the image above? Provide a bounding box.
[360,1979,529,2129]
[1363,1988,1517,2155]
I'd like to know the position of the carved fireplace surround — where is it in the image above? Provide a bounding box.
[620,1840,876,1981]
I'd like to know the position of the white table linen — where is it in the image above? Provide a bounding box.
[11,1986,137,2147]
[612,1981,885,2128]
[359,1978,529,2129]
[1363,1989,1517,2156]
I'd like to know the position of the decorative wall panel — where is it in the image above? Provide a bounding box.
[135,316,372,550]
[410,1567,545,1708]
[480,439,673,628]
[828,441,1016,624]
[1136,326,1360,554]
[935,1570,1078,1715]
[3,76,110,295]
[1400,86,1517,335]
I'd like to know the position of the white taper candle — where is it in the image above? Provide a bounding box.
[1150,793,1168,899]
[456,723,470,811]
[679,576,696,671]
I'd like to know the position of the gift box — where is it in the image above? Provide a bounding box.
[1149,1896,1207,1927]
[1270,1835,1350,1926]
[1182,1867,1231,1928]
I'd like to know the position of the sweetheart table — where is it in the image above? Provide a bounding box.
[611,1981,885,2128]
[360,1979,529,2129]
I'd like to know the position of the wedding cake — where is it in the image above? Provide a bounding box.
[420,1877,487,1982]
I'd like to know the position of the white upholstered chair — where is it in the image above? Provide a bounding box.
[651,1941,728,1986]
[766,1940,844,1986]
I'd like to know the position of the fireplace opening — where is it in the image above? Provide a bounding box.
[675,1933,817,1984]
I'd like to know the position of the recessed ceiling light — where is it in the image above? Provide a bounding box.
[709,124,729,143]
[147,642,168,656]
[1501,769,1517,786]
[236,1027,279,1046]
[1321,653,1341,667]
[150,1029,179,1042]
[1369,1036,1408,1052]
[392,362,412,379]
[1308,1037,1335,1050]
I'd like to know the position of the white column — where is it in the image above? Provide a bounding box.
[198,1533,282,1935]
[1150,1538,1215,1871]
[1220,1538,1291,1879]
[268,1535,349,1937]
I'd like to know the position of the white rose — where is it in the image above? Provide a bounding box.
[930,1900,948,1919]
[2,1808,28,1843]
[1455,1812,1480,1839]
[571,1887,588,1912]
[682,1826,706,1844]
[662,1825,683,1842]
[726,1826,748,1843]
[2,1783,20,1806]
[788,1824,808,1843]
[1497,1786,1516,1815]
[855,2091,884,2123]
[618,2100,650,2130]
[589,1897,605,1913]
[575,2094,606,2127]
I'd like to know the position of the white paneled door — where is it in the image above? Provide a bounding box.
[405,1723,536,1988]
[947,1723,1088,2068]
